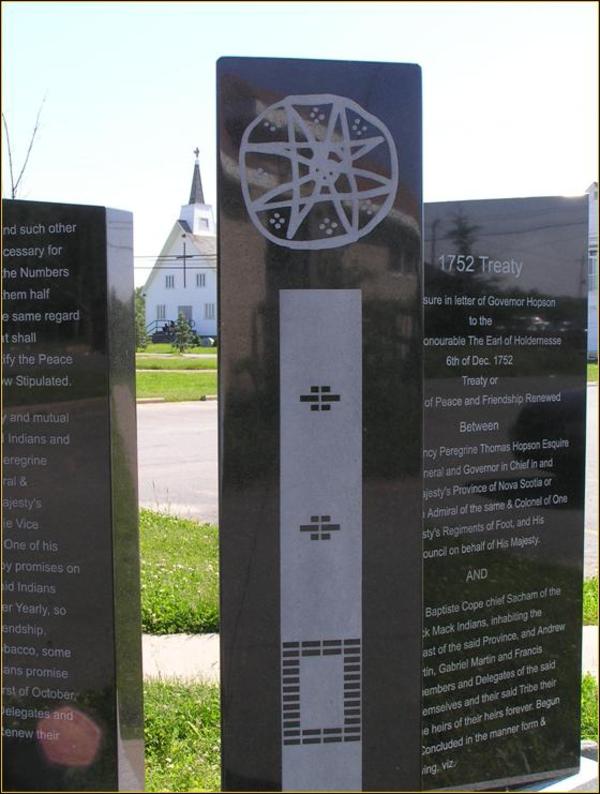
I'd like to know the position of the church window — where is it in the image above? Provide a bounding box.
[196,273,206,287]
[205,303,216,320]
[166,275,175,288]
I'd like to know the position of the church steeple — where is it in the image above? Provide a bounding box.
[179,148,215,236]
[189,148,205,205]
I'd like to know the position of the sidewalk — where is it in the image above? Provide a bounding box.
[142,626,599,683]
[143,632,219,681]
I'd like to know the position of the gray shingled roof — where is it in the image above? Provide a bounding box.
[176,221,216,253]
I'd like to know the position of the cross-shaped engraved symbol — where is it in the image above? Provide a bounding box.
[299,515,341,541]
[299,385,341,411]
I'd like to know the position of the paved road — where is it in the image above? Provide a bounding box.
[137,385,598,575]
[137,401,219,524]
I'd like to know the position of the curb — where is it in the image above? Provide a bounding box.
[136,396,217,404]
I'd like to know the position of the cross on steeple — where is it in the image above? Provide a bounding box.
[194,147,200,159]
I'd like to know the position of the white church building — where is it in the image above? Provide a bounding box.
[143,152,217,340]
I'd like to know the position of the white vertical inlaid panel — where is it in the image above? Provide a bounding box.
[280,289,362,792]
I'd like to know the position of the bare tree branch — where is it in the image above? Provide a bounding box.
[13,97,46,197]
[2,97,46,199]
[2,111,16,199]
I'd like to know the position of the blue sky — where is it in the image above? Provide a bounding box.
[2,1,598,285]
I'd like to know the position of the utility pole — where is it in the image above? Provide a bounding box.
[176,235,188,288]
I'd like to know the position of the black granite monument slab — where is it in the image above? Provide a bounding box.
[218,57,423,791]
[422,195,588,789]
[2,199,144,791]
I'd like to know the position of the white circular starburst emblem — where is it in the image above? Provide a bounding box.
[239,94,398,250]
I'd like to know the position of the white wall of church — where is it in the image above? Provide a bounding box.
[144,260,217,337]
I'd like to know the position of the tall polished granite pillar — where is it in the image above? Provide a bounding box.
[422,195,588,789]
[218,57,423,792]
[2,199,144,791]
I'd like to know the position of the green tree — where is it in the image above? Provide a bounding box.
[135,287,148,350]
[173,312,194,354]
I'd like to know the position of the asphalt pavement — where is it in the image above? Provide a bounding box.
[137,385,598,575]
[137,400,218,524]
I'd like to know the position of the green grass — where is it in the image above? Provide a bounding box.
[140,510,219,634]
[583,577,599,625]
[143,676,598,791]
[589,363,598,382]
[145,680,220,792]
[138,508,598,634]
[136,355,217,371]
[581,673,599,742]
[140,342,216,355]
[136,371,217,401]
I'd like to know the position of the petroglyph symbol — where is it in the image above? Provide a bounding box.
[299,515,341,541]
[299,385,341,411]
[240,94,398,250]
